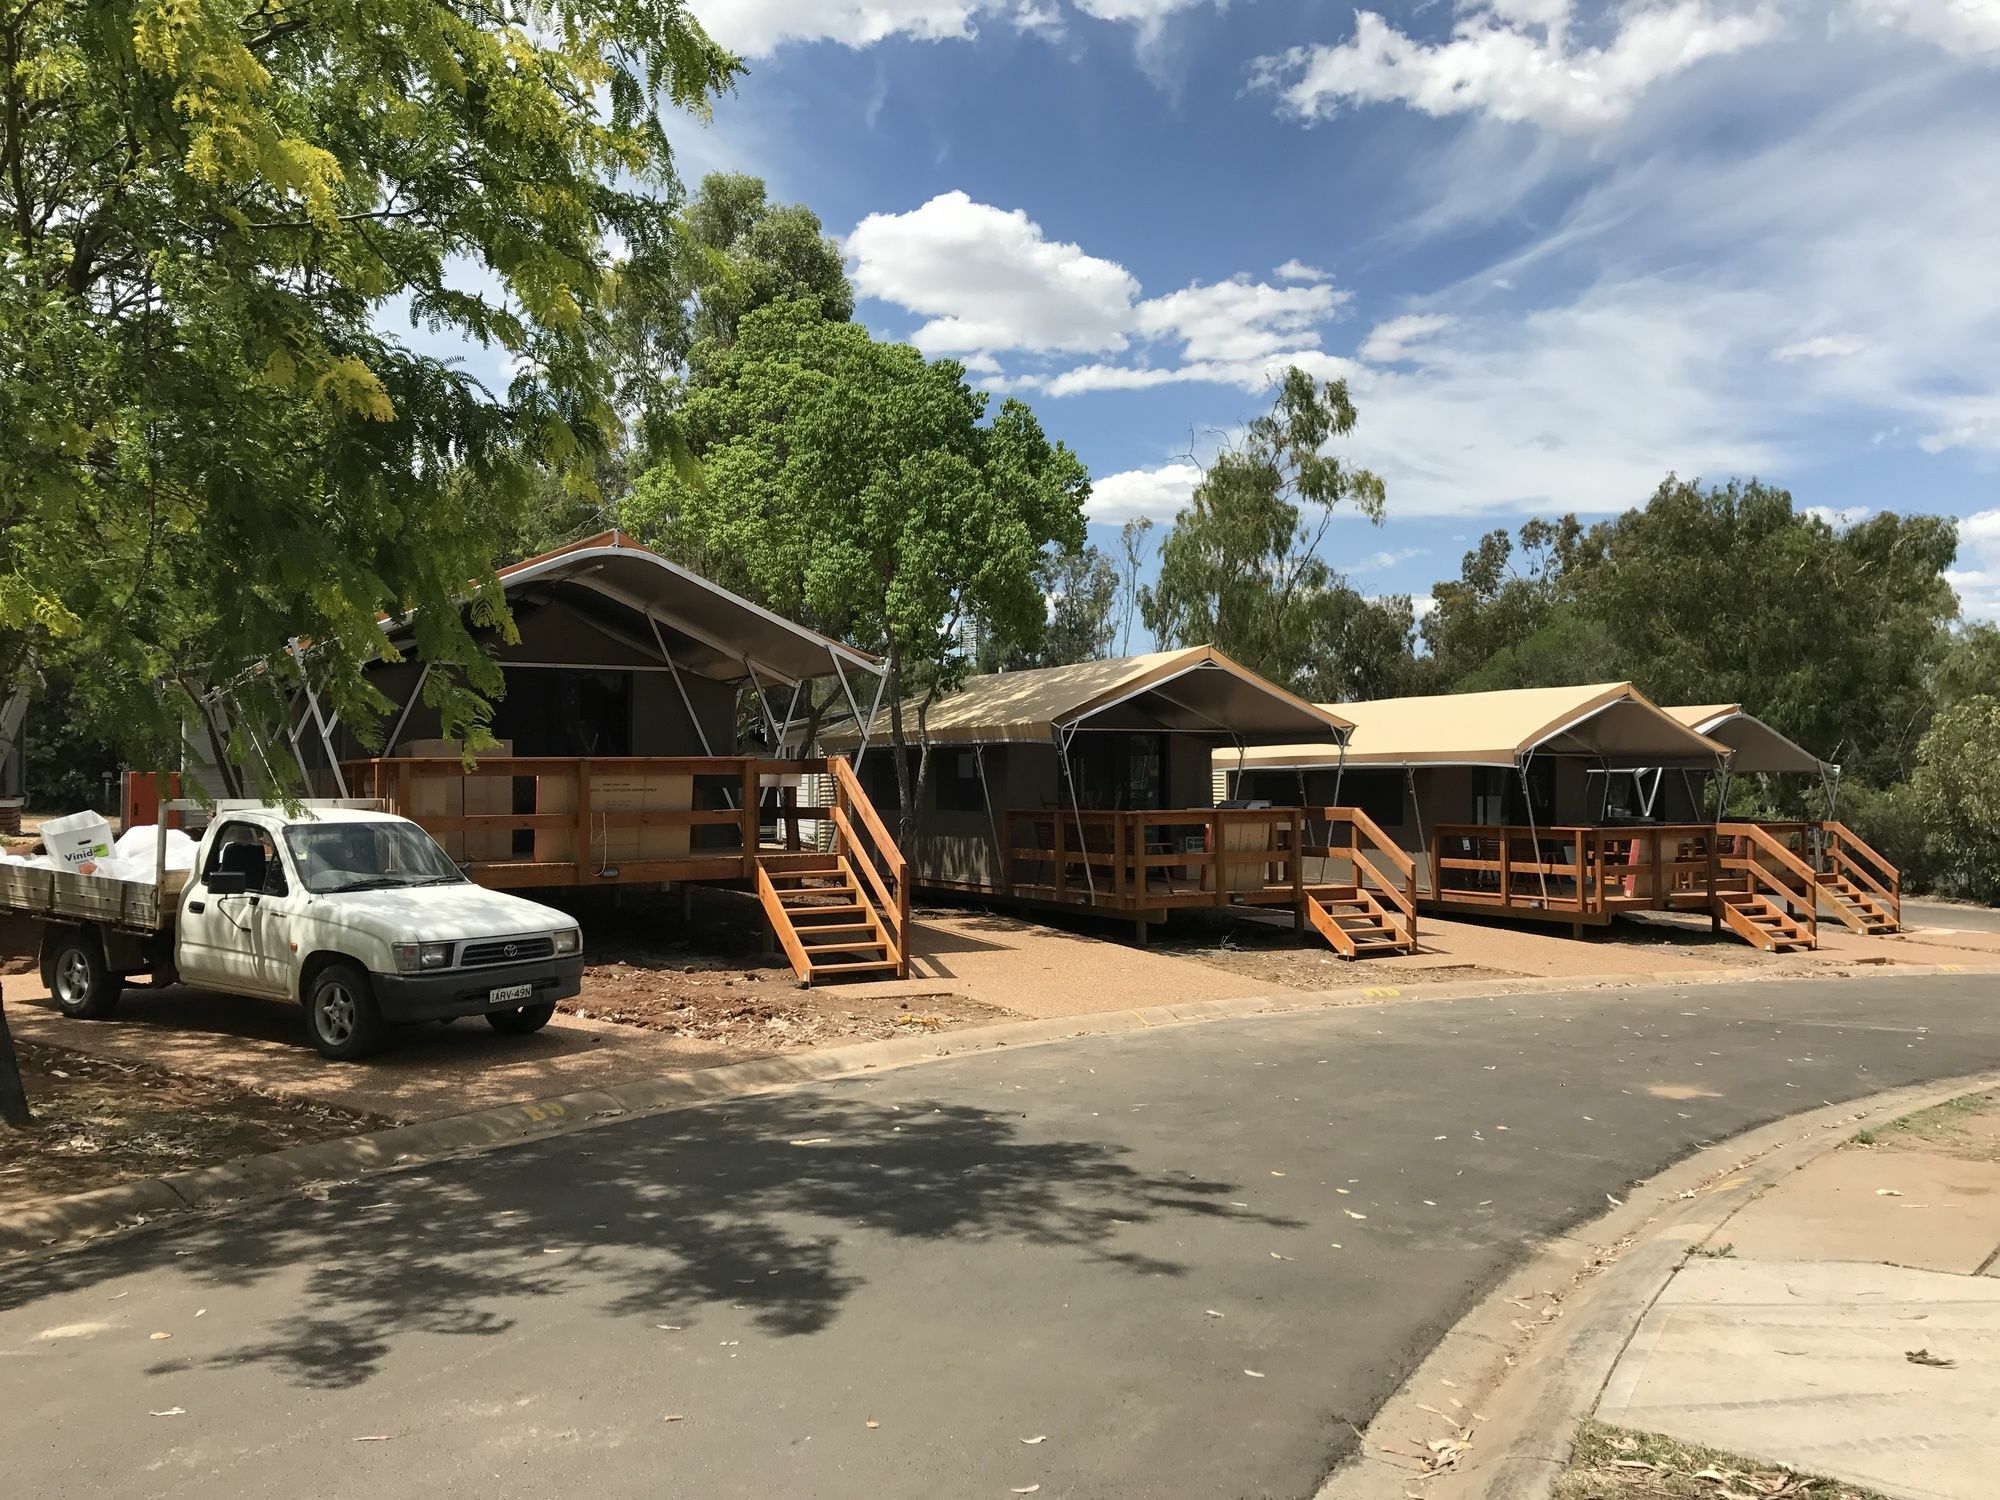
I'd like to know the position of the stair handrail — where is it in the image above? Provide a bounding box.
[830,755,911,979]
[1717,821,1819,947]
[1822,819,1901,926]
[1314,805,1417,938]
[756,863,814,981]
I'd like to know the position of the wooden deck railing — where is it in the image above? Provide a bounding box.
[1001,806,1306,912]
[1428,823,1720,921]
[340,754,830,889]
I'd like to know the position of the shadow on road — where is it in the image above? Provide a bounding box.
[1,1090,1297,1390]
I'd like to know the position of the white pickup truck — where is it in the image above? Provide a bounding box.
[0,803,583,1060]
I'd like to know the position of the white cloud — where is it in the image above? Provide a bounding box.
[1351,547,1427,573]
[1135,277,1349,363]
[1252,2,1781,134]
[852,194,1355,391]
[690,0,1226,55]
[1359,313,1456,363]
[1411,592,1440,621]
[1276,258,1330,282]
[1772,334,1868,362]
[1848,0,2000,60]
[846,192,1140,355]
[1086,461,1204,523]
[1948,507,2000,620]
[1803,504,1874,528]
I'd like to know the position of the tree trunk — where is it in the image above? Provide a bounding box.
[885,641,915,843]
[0,998,31,1128]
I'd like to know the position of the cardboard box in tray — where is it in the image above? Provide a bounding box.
[394,740,514,862]
[533,770,694,866]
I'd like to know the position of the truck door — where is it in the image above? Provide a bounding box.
[178,822,281,995]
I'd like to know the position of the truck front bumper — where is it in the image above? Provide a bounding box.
[371,956,584,1023]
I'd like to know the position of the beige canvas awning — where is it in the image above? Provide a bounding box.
[386,530,880,688]
[1666,705,1833,777]
[824,646,1351,749]
[1231,682,1729,772]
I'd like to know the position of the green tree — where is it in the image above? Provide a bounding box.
[975,546,1119,671]
[1421,518,1594,686]
[1455,606,1620,692]
[1935,623,2000,711]
[1582,479,1957,788]
[630,299,1089,831]
[1142,367,1388,690]
[1115,518,1155,657]
[0,0,736,1120]
[1910,696,2000,901]
[608,171,852,467]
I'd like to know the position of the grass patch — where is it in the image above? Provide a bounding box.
[1874,1090,2000,1162]
[1557,1422,1891,1498]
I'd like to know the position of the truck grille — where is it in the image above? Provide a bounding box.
[460,936,555,968]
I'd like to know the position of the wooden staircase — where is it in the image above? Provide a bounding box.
[1305,883,1416,958]
[1815,872,1899,935]
[1813,821,1902,935]
[756,757,910,986]
[1301,807,1419,959]
[1716,891,1815,952]
[1715,823,1819,953]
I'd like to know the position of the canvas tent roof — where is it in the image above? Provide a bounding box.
[1666,705,1832,777]
[384,531,879,688]
[1231,682,1729,772]
[824,646,1351,749]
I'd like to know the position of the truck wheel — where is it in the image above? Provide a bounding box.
[47,931,123,1020]
[305,963,388,1061]
[486,1001,556,1036]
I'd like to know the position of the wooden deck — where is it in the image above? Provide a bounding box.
[340,753,827,890]
[994,805,1418,953]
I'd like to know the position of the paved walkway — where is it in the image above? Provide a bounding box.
[5,974,2000,1500]
[1596,1093,2000,1499]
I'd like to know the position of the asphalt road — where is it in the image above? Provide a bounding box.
[4,974,1998,1500]
[1906,898,2000,933]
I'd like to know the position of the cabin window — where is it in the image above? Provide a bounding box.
[935,749,986,813]
[1337,770,1405,829]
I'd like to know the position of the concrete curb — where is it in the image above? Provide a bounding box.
[3,961,1989,1262]
[1314,1067,2000,1500]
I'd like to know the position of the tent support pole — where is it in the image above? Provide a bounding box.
[1520,755,1552,911]
[854,665,889,773]
[829,653,864,762]
[650,614,715,757]
[1055,726,1096,903]
[975,744,1008,895]
[383,663,431,757]
[1405,764,1429,901]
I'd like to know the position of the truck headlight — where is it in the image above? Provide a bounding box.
[393,941,454,974]
[552,927,581,956]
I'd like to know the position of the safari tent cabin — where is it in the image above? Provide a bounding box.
[823,647,1358,936]
[1661,705,1900,935]
[1227,683,1759,937]
[304,531,891,894]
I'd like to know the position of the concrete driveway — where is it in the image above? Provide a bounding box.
[4,973,1999,1500]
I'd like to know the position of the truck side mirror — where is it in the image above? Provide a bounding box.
[206,870,250,896]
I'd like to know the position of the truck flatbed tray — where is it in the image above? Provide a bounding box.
[0,864,187,933]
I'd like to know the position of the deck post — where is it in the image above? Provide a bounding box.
[739,759,758,876]
[394,759,412,820]
[1499,829,1511,909]
[1111,812,1124,908]
[573,759,593,882]
[1053,809,1067,904]
[1133,916,1148,945]
[1290,809,1304,932]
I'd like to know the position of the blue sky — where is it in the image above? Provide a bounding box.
[640,2,2000,623]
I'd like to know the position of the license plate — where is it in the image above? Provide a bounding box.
[489,983,533,1005]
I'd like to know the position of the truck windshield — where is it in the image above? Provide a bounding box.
[285,822,468,895]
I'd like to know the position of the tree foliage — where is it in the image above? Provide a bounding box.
[1143,367,1389,692]
[1910,696,2000,901]
[975,546,1119,672]
[0,0,737,792]
[626,299,1089,827]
